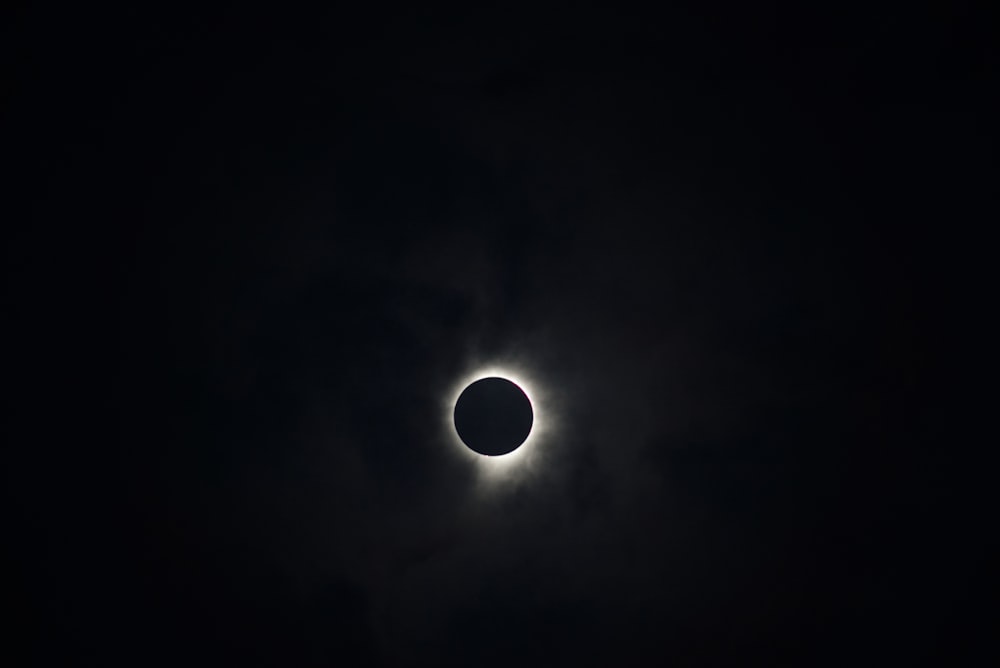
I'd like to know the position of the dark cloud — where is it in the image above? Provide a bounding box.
[7,4,986,667]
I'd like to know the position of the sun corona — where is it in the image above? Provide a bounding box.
[443,362,553,481]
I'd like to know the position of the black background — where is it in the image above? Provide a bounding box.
[6,4,991,666]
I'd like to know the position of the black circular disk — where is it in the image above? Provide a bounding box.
[454,377,533,456]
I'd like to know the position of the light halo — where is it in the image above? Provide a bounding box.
[443,362,552,481]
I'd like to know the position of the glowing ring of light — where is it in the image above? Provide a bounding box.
[443,362,554,482]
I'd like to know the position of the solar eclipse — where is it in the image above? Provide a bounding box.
[454,377,533,456]
[443,362,557,482]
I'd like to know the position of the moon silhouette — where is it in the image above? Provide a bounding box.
[453,377,534,456]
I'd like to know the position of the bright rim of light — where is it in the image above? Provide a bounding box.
[444,362,553,482]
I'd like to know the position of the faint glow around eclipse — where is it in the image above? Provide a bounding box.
[444,363,553,481]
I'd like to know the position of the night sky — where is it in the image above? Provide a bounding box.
[6,5,990,667]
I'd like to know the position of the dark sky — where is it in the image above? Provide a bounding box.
[6,5,991,667]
